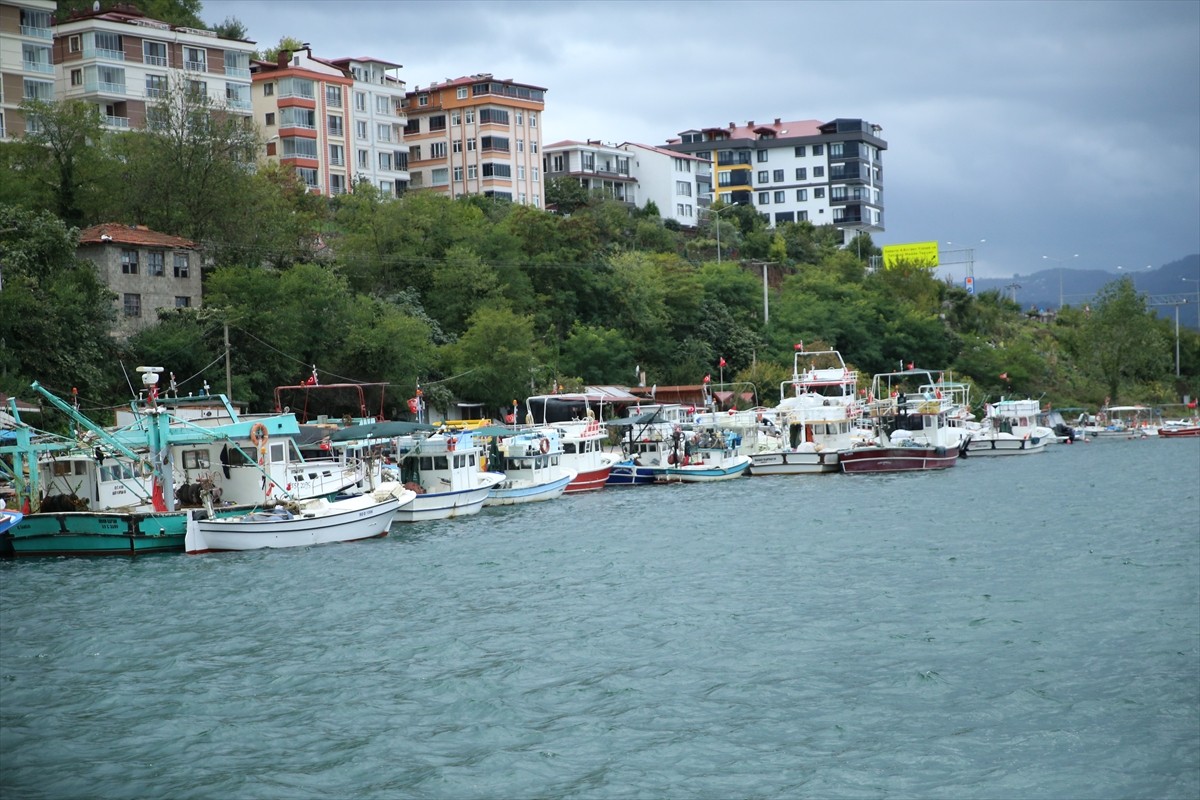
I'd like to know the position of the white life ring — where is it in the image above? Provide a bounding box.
[539,437,550,455]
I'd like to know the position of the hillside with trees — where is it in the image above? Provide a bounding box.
[2,95,1197,425]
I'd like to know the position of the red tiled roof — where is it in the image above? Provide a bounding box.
[78,224,197,249]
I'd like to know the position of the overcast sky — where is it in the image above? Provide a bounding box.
[201,0,1199,280]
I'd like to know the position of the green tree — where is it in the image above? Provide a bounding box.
[56,0,203,28]
[559,324,636,385]
[544,176,589,214]
[1075,277,1169,402]
[17,99,111,227]
[445,307,538,410]
[0,206,116,396]
[209,17,247,40]
[258,36,308,64]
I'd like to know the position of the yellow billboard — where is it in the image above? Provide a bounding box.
[882,241,940,269]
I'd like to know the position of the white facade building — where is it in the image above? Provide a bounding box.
[0,0,57,139]
[619,142,710,226]
[543,139,636,205]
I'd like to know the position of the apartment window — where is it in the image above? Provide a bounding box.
[532,167,538,182]
[22,79,53,101]
[354,91,366,111]
[450,110,461,125]
[430,141,447,158]
[465,109,475,124]
[121,250,139,275]
[265,112,275,126]
[263,82,274,96]
[482,163,511,178]
[518,139,524,153]
[330,144,344,166]
[830,142,844,157]
[529,112,537,127]
[831,186,847,201]
[327,114,344,137]
[531,141,538,154]
[147,251,165,277]
[186,80,207,102]
[409,145,421,161]
[774,191,785,204]
[296,167,318,188]
[326,85,343,108]
[480,136,509,151]
[379,152,393,170]
[183,47,207,72]
[757,150,768,163]
[466,138,476,152]
[356,120,367,140]
[813,144,824,156]
[146,74,167,99]
[452,139,462,153]
[123,293,141,317]
[281,137,318,158]
[418,94,429,106]
[431,168,449,186]
[429,115,446,131]
[94,32,122,56]
[380,180,393,194]
[330,174,346,195]
[357,149,369,169]
[175,296,191,308]
[798,210,809,221]
[796,189,808,201]
[796,167,807,180]
[676,180,692,196]
[70,69,82,86]
[457,87,467,99]
[552,155,565,172]
[516,111,523,125]
[833,208,846,222]
[775,212,795,224]
[773,169,784,182]
[453,166,463,181]
[814,187,825,198]
[467,165,477,179]
[758,192,770,204]
[479,108,509,125]
[173,253,189,278]
[813,166,825,178]
[757,170,768,184]
[794,145,806,157]
[279,107,315,128]
[376,123,392,142]
[69,35,81,54]
[143,40,167,67]
[278,77,315,99]
[517,165,525,180]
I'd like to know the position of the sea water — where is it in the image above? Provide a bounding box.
[2,437,1197,799]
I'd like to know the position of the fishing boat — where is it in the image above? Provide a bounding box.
[0,505,24,536]
[749,347,863,476]
[525,393,627,492]
[484,430,576,505]
[604,408,681,485]
[1158,419,1200,437]
[387,431,505,522]
[964,398,1052,456]
[659,426,751,482]
[183,482,415,554]
[1,370,368,557]
[840,367,970,474]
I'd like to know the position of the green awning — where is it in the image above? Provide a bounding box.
[328,420,436,441]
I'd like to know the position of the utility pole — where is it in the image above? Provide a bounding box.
[224,322,233,398]
[1148,295,1189,378]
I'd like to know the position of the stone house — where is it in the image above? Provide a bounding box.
[76,223,202,338]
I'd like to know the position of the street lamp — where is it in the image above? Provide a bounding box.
[703,203,737,264]
[1043,253,1078,309]
[1184,277,1200,327]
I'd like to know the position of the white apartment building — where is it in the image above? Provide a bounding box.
[664,117,887,239]
[53,4,255,132]
[0,0,57,139]
[328,56,409,197]
[619,142,710,227]
[542,139,637,205]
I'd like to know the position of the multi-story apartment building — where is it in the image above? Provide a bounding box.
[76,222,203,339]
[619,142,710,227]
[328,56,409,197]
[52,4,255,132]
[403,74,545,205]
[542,139,637,205]
[664,117,886,239]
[253,49,409,198]
[0,0,56,139]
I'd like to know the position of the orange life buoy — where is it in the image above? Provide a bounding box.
[539,437,550,455]
[447,436,457,452]
[250,423,269,449]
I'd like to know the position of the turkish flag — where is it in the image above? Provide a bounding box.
[703,374,711,383]
[719,357,726,368]
[407,397,419,414]
[999,372,1009,380]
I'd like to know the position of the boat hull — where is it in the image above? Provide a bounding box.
[6,510,192,557]
[840,446,958,473]
[658,456,751,483]
[564,465,612,493]
[965,436,1048,456]
[485,472,574,506]
[393,474,504,522]
[749,449,840,475]
[186,495,401,554]
[606,460,661,486]
[1158,426,1200,438]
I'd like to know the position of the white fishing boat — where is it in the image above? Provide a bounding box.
[484,430,577,505]
[965,398,1052,456]
[183,482,414,554]
[659,427,751,482]
[389,431,505,522]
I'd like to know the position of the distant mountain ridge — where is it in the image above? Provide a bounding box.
[970,254,1200,326]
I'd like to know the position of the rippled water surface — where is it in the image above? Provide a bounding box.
[3,438,1198,799]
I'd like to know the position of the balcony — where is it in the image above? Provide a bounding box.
[144,54,168,67]
[86,81,127,96]
[22,60,53,75]
[225,66,251,79]
[226,98,252,111]
[21,24,52,39]
[103,115,130,129]
[83,47,125,61]
[184,60,208,73]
